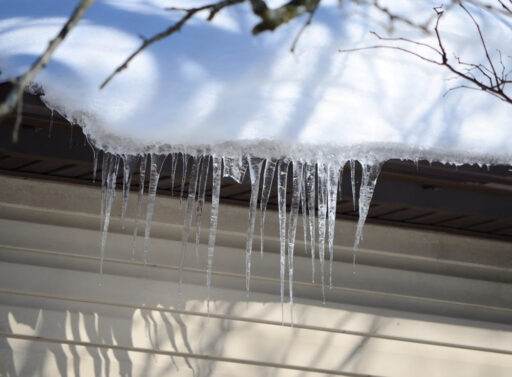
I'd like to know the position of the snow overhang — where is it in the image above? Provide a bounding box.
[1,0,511,164]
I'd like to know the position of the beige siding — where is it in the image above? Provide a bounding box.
[0,176,511,376]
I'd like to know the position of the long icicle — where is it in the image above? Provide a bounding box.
[327,162,341,289]
[121,154,128,225]
[180,153,189,206]
[350,160,357,211]
[300,165,308,256]
[132,154,147,259]
[99,154,120,278]
[206,155,222,313]
[277,159,289,323]
[245,156,263,297]
[178,155,202,300]
[100,153,111,232]
[260,158,277,256]
[287,160,303,324]
[143,153,167,264]
[305,163,316,283]
[120,154,138,229]
[317,163,328,302]
[170,152,179,196]
[353,162,382,264]
[195,155,211,260]
[92,147,99,183]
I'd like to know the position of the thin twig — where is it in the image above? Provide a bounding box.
[339,45,441,65]
[444,84,508,102]
[453,53,494,86]
[459,3,500,85]
[370,31,442,57]
[372,0,430,33]
[433,10,447,63]
[290,0,321,52]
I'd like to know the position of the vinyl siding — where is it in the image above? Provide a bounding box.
[0,176,511,377]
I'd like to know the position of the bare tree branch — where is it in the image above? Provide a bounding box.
[368,30,443,57]
[339,44,442,65]
[102,0,323,87]
[100,0,244,90]
[0,0,96,142]
[459,3,500,85]
[340,3,512,105]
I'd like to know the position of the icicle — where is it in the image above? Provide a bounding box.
[259,158,277,255]
[99,154,120,277]
[305,163,316,283]
[245,156,263,297]
[100,153,111,232]
[353,163,382,264]
[222,156,247,183]
[120,155,138,229]
[143,154,167,264]
[132,154,147,258]
[300,166,308,256]
[170,153,178,196]
[180,153,189,206]
[195,155,210,259]
[206,155,222,313]
[317,163,328,302]
[92,148,99,184]
[350,160,357,211]
[178,155,202,298]
[277,159,289,322]
[287,161,303,323]
[121,155,128,225]
[327,163,341,289]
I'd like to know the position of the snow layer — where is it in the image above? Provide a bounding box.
[1,0,511,164]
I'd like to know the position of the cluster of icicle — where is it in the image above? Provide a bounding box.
[96,152,381,321]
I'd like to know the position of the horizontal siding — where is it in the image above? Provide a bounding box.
[0,175,511,376]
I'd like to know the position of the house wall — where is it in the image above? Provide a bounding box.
[0,175,511,376]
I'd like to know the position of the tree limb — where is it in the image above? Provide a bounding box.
[340,3,512,105]
[250,0,319,34]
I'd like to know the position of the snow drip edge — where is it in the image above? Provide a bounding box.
[80,129,510,323]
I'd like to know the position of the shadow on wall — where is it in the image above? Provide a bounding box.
[0,298,386,377]
[0,304,222,377]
